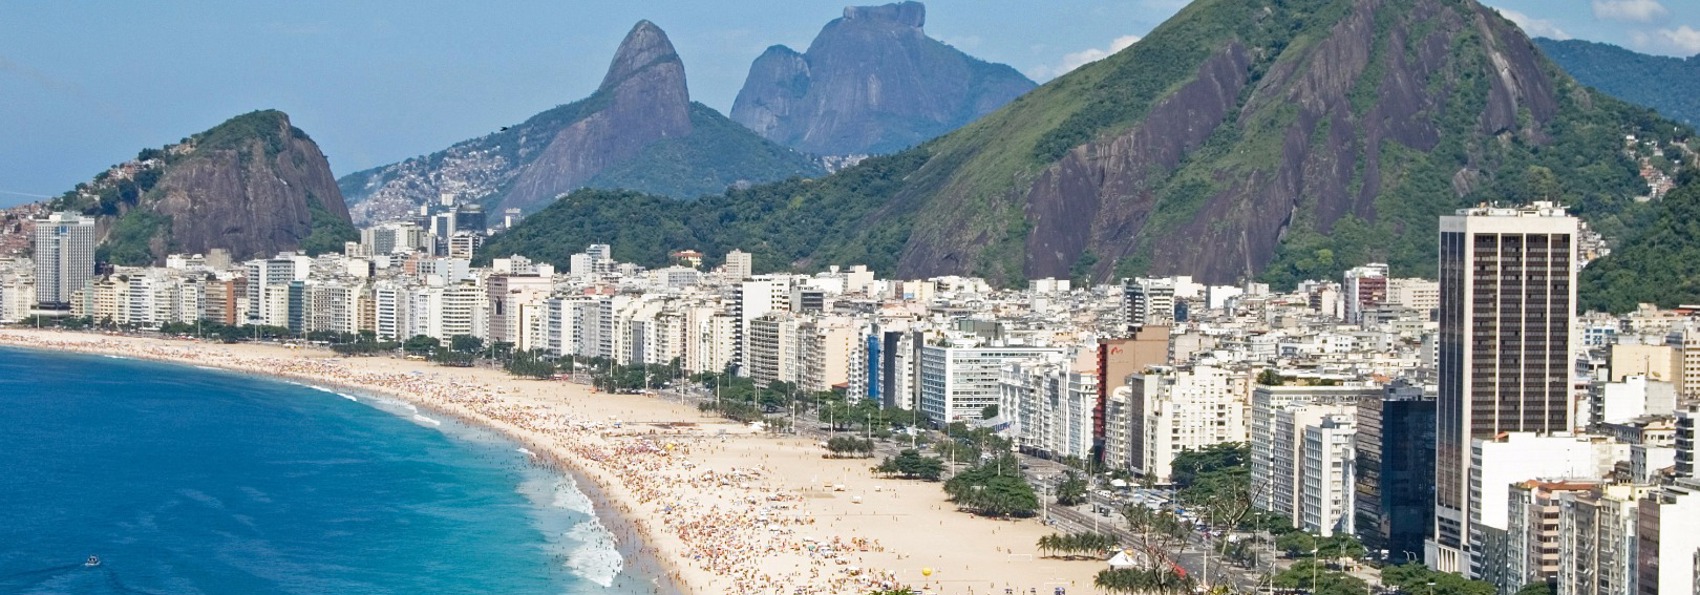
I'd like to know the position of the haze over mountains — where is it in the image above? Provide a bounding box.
[730,2,1036,157]
[487,0,1687,289]
[1534,38,1700,128]
[336,21,824,224]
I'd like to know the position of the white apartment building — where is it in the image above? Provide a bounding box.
[1300,414,1357,537]
[1471,433,1627,581]
[1557,484,1651,595]
[1001,354,1096,462]
[1126,363,1250,483]
[918,344,1064,425]
[1250,383,1378,521]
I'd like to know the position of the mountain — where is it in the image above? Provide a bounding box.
[483,0,1683,288]
[730,2,1036,157]
[339,21,822,224]
[1535,38,1700,128]
[47,110,355,265]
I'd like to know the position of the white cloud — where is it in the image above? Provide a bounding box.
[1633,25,1700,55]
[1028,35,1141,81]
[1496,8,1571,40]
[1592,0,1668,23]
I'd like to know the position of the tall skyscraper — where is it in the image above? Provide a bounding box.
[32,212,95,311]
[1429,202,1578,574]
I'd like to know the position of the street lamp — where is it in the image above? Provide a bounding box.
[1312,547,1321,594]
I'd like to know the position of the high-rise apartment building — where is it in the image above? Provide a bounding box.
[1122,277,1175,332]
[32,212,95,311]
[918,344,1064,425]
[1252,383,1378,525]
[1504,479,1598,594]
[1126,363,1250,482]
[1343,263,1389,325]
[1431,203,1579,573]
[1301,414,1357,537]
[724,249,753,280]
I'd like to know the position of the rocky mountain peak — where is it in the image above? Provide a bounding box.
[730,1,1033,156]
[841,1,925,29]
[47,109,355,264]
[598,20,686,94]
[340,19,821,221]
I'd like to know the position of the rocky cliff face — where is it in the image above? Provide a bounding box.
[503,20,694,213]
[341,20,820,223]
[878,0,1660,285]
[49,110,354,264]
[730,1,1035,156]
[152,112,352,261]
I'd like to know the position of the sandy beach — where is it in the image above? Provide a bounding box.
[0,329,1103,595]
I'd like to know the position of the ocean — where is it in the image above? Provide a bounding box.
[0,347,646,595]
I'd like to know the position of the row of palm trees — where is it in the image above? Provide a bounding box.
[1092,566,1196,594]
[1036,531,1120,559]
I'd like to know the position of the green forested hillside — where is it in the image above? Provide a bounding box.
[476,151,928,273]
[580,104,825,201]
[1582,170,1700,312]
[1537,38,1700,127]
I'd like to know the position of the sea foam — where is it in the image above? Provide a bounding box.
[554,477,624,587]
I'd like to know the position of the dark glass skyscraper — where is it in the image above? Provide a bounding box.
[1357,381,1436,561]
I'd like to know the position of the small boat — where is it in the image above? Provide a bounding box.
[84,555,100,567]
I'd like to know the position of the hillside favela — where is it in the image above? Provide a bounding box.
[8,1,1700,594]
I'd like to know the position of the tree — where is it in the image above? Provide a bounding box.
[1170,443,1247,489]
[1093,566,1194,594]
[1379,563,1498,595]
[1275,531,1316,558]
[944,455,1038,517]
[1517,582,1555,595]
[403,335,440,355]
[1037,532,1119,559]
[1271,560,1368,595]
[504,350,558,379]
[981,403,999,419]
[1055,470,1089,506]
[825,436,875,458]
[874,449,946,481]
[449,334,484,354]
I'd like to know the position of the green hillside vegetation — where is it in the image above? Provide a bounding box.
[1537,38,1700,127]
[482,0,1684,293]
[580,103,825,200]
[475,150,927,272]
[1581,170,1700,312]
[299,192,359,255]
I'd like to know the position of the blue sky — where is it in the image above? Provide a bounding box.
[2,0,1696,206]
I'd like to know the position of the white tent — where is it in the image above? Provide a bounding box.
[1106,550,1138,569]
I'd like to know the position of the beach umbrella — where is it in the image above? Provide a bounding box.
[921,567,933,577]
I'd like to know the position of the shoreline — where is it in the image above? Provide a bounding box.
[0,328,1105,595]
[0,332,696,595]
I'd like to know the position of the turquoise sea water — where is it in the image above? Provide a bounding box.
[0,347,643,595]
